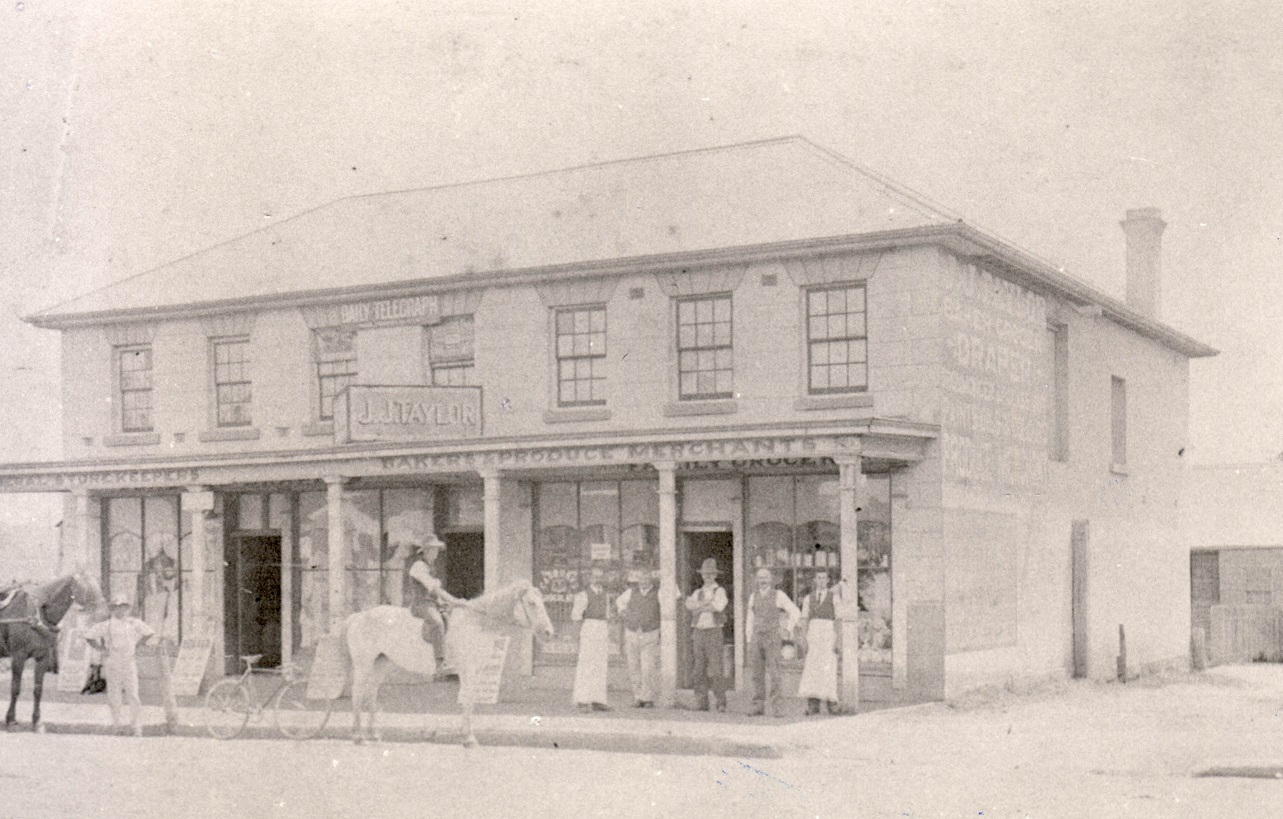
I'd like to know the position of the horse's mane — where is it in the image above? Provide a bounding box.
[465,580,533,621]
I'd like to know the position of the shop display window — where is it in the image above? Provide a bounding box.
[533,480,658,662]
[104,495,183,644]
[745,473,892,670]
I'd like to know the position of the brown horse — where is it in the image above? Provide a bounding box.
[0,573,103,731]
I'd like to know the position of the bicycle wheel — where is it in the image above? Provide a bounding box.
[205,679,253,740]
[274,680,332,740]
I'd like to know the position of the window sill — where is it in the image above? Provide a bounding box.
[302,422,335,437]
[198,427,261,443]
[794,393,874,412]
[1110,463,1129,476]
[543,407,612,424]
[662,399,738,417]
[103,432,161,447]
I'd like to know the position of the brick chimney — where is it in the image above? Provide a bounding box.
[1120,207,1165,319]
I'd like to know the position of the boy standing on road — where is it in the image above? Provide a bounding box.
[83,595,155,736]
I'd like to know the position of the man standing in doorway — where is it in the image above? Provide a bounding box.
[404,534,463,668]
[746,568,801,717]
[616,567,660,708]
[685,558,729,712]
[571,567,612,711]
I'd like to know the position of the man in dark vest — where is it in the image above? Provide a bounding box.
[684,558,729,712]
[404,534,462,666]
[746,567,801,717]
[616,567,661,708]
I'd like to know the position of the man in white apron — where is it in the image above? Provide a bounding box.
[83,596,155,736]
[571,567,611,711]
[797,570,850,715]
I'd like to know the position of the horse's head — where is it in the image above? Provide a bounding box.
[71,573,104,614]
[513,583,555,641]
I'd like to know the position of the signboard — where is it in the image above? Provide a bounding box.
[457,634,510,705]
[335,385,482,444]
[56,626,93,693]
[306,633,347,700]
[168,636,215,697]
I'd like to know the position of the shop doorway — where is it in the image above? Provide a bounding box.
[225,534,282,674]
[442,531,485,600]
[677,530,734,689]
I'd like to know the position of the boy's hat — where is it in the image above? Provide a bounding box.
[699,558,721,575]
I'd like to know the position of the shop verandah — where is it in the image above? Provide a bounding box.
[0,424,933,708]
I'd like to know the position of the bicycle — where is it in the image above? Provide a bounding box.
[204,653,333,740]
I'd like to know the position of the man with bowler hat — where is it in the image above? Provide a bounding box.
[684,558,729,711]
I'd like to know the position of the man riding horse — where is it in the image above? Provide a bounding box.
[402,534,463,667]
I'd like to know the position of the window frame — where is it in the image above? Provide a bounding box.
[805,283,868,396]
[116,344,155,433]
[554,304,608,407]
[211,337,253,428]
[675,293,734,401]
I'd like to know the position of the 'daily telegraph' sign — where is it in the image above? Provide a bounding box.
[335,385,482,444]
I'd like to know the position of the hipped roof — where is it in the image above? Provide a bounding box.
[27,136,1215,357]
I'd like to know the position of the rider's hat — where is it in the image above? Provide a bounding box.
[415,533,446,552]
[699,558,721,576]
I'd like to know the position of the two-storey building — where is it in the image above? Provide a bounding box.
[1,137,1215,705]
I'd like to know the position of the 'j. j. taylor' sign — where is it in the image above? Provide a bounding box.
[335,385,482,443]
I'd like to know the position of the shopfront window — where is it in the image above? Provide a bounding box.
[533,480,658,662]
[745,472,892,670]
[857,475,892,668]
[105,495,182,644]
[298,492,329,648]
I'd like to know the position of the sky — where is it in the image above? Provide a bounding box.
[2,0,1281,568]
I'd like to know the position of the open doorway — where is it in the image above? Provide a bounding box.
[677,530,734,689]
[224,534,282,673]
[442,531,485,600]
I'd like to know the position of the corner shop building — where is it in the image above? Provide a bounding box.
[0,139,1214,705]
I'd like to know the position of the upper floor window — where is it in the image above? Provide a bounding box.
[555,306,606,406]
[117,346,154,432]
[314,328,357,421]
[806,284,867,394]
[427,316,476,387]
[1111,375,1127,468]
[677,294,732,400]
[212,338,252,427]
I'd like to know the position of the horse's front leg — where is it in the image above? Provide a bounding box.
[31,665,45,732]
[6,660,23,729]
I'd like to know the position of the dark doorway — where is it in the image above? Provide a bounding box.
[677,530,734,689]
[442,532,485,600]
[224,535,282,674]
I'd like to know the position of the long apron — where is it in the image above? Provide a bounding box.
[572,619,609,704]
[797,618,838,701]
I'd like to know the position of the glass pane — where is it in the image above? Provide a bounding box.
[590,309,605,332]
[107,497,142,572]
[298,491,329,647]
[141,497,180,640]
[713,297,730,322]
[238,494,264,531]
[538,482,578,529]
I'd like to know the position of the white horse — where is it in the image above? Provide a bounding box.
[341,580,554,747]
